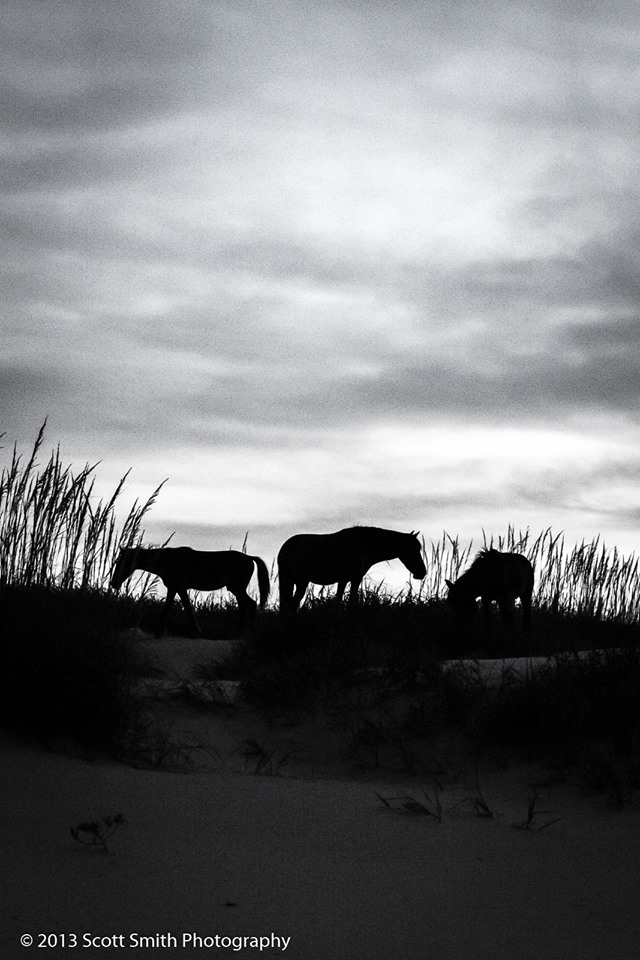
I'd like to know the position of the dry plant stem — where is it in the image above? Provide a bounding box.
[0,422,163,589]
[70,814,125,853]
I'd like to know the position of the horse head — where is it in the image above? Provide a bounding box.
[403,531,426,580]
[445,577,478,619]
[110,547,136,590]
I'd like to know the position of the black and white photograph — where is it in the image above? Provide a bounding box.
[2,2,640,958]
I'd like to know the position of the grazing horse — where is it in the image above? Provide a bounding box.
[277,526,426,612]
[111,546,270,638]
[446,549,534,631]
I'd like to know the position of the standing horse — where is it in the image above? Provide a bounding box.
[111,546,270,638]
[277,526,426,612]
[445,549,534,631]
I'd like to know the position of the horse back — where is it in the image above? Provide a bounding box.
[160,547,253,590]
[479,551,534,600]
[278,531,367,584]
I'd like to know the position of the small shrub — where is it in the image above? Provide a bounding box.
[376,788,443,821]
[512,788,563,832]
[0,584,137,751]
[70,813,125,853]
[242,739,290,776]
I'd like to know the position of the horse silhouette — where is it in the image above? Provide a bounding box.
[446,549,534,631]
[111,546,270,637]
[277,526,426,612]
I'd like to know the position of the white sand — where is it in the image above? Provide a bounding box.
[3,635,640,960]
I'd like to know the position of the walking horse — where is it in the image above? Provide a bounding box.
[111,545,270,637]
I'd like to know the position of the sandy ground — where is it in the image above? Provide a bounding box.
[3,635,640,960]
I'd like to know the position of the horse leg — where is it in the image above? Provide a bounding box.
[291,582,308,611]
[232,589,257,635]
[495,597,517,656]
[178,588,201,638]
[158,590,175,638]
[336,581,347,604]
[480,595,493,632]
[521,593,532,634]
[499,598,515,631]
[347,579,362,606]
[278,567,296,613]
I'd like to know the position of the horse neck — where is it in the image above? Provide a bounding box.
[132,547,165,576]
[364,528,407,562]
[459,566,480,591]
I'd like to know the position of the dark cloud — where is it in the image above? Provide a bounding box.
[0,366,64,432]
[0,1,223,134]
[279,350,640,429]
[0,128,172,194]
[509,451,640,540]
[562,315,640,353]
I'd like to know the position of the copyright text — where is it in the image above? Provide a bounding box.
[21,932,291,952]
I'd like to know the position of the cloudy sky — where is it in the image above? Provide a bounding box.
[2,0,639,588]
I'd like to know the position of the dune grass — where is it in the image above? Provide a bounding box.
[0,421,164,589]
[0,424,161,751]
[198,535,640,790]
[2,425,640,791]
[424,526,640,623]
[0,584,136,749]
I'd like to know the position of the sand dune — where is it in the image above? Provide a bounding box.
[3,635,640,960]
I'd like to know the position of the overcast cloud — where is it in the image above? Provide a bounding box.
[2,0,639,583]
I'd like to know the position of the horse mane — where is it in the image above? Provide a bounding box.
[340,525,387,533]
[470,548,500,568]
[338,525,416,537]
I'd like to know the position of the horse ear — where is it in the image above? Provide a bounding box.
[445,579,453,588]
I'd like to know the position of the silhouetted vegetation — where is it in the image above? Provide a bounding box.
[0,584,136,750]
[0,421,163,589]
[0,424,159,750]
[2,425,640,794]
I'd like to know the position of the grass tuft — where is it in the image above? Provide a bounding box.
[2,426,640,793]
[0,425,160,752]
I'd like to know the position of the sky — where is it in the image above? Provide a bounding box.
[2,0,640,591]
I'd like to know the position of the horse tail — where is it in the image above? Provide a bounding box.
[277,555,294,612]
[251,555,271,608]
[522,557,535,602]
